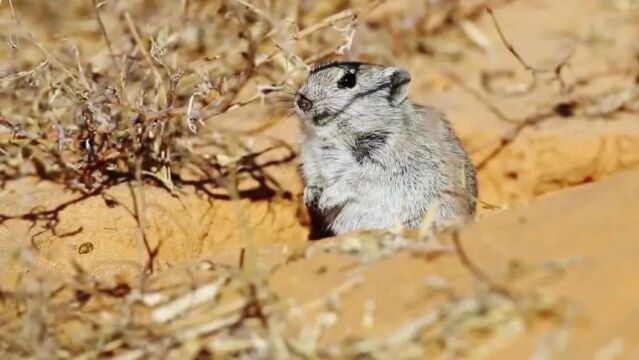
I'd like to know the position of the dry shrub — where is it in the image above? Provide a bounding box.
[0,229,572,359]
[0,0,359,194]
[0,0,588,358]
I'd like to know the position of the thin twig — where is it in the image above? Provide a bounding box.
[485,7,574,96]
[92,0,119,76]
[152,277,227,323]
[0,59,49,81]
[451,230,511,297]
[128,180,158,275]
[486,7,534,72]
[123,11,167,103]
[233,0,273,25]
[476,110,554,170]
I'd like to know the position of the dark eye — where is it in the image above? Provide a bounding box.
[337,72,357,89]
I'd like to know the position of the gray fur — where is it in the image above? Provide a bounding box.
[295,62,477,238]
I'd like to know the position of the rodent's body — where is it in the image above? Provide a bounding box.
[295,62,477,239]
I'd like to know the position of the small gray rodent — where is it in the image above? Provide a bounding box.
[294,61,477,240]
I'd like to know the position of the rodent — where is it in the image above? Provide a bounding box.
[294,61,477,240]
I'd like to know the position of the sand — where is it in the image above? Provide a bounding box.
[1,0,639,358]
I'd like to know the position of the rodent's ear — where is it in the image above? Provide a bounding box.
[384,67,411,106]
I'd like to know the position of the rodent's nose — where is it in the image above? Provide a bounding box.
[296,94,313,112]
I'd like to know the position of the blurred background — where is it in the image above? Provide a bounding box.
[1,1,639,358]
[1,0,638,206]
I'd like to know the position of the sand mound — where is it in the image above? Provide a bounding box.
[268,168,639,358]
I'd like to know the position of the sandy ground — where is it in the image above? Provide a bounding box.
[267,167,639,358]
[1,0,639,358]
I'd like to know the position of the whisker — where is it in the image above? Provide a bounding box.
[282,82,300,94]
[269,95,295,102]
[278,109,298,122]
[270,98,295,102]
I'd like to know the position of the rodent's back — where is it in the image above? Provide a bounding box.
[396,104,477,217]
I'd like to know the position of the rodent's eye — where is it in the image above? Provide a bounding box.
[337,72,357,89]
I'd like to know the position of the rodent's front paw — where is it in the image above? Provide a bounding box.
[318,186,351,210]
[303,185,322,209]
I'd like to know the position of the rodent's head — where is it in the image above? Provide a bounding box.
[294,61,411,127]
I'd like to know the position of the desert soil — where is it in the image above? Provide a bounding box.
[1,0,639,358]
